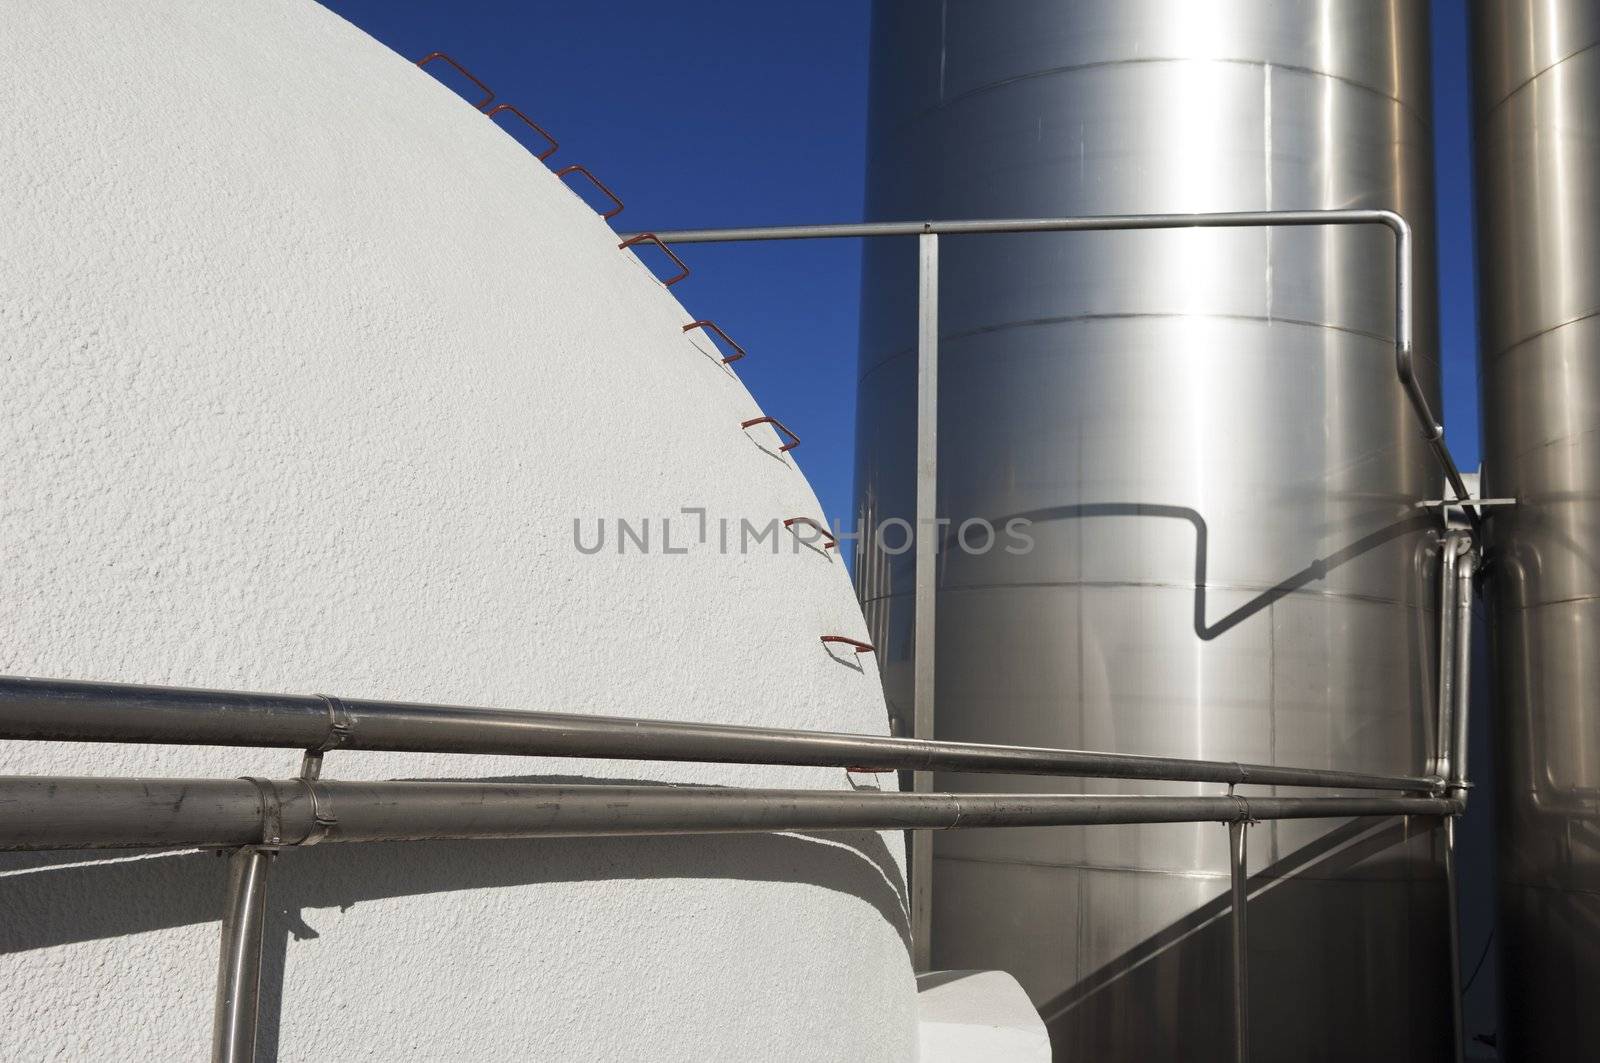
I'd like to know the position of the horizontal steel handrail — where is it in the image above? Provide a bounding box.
[0,674,1442,793]
[623,210,1406,243]
[617,210,1477,524]
[0,775,1461,852]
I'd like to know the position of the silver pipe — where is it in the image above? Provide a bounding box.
[910,230,939,971]
[1229,820,1249,1063]
[1437,537,1474,1063]
[618,211,1474,519]
[1450,548,1477,792]
[1434,534,1464,781]
[1444,816,1465,1063]
[0,776,1461,852]
[213,847,271,1063]
[621,209,1406,243]
[0,675,1443,793]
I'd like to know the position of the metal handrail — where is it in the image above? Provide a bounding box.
[618,212,1478,523]
[0,775,1460,853]
[0,674,1443,792]
[0,671,1462,1063]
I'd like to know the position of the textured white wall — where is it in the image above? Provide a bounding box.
[917,971,1050,1062]
[0,2,914,1059]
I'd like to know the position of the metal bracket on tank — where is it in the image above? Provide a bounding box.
[415,52,496,111]
[820,635,875,654]
[415,52,562,165]
[485,104,559,161]
[555,165,624,218]
[783,517,837,549]
[739,415,800,452]
[682,320,747,364]
[617,233,690,286]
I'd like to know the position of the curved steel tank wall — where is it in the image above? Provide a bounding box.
[1472,3,1600,1058]
[853,2,1450,1058]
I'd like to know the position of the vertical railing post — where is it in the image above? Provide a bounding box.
[1449,546,1477,793]
[213,847,272,1063]
[1228,819,1249,1063]
[1434,535,1462,781]
[1444,816,1465,1063]
[910,229,939,971]
[1438,531,1474,1063]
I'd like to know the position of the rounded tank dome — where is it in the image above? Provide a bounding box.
[0,1,913,1058]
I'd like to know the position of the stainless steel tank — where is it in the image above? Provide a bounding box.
[1472,2,1600,1058]
[853,2,1451,1058]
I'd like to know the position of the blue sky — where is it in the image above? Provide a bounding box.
[325,0,1481,525]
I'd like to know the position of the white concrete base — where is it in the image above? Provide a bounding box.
[916,970,1050,1062]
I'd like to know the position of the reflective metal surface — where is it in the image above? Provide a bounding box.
[1472,2,1600,1058]
[0,775,1458,852]
[213,848,270,1063]
[0,673,1441,790]
[855,2,1449,1058]
[1229,820,1251,1063]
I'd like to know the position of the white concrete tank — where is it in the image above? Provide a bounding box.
[0,1,915,1058]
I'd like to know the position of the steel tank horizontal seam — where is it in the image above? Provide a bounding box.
[1477,39,1600,116]
[1492,591,1600,612]
[947,311,1396,347]
[858,581,1436,612]
[1498,877,1600,901]
[858,313,1427,387]
[1481,307,1600,365]
[1496,423,1600,472]
[894,56,1428,130]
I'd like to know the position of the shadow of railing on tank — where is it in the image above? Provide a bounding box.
[869,505,1437,735]
[963,504,1438,641]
